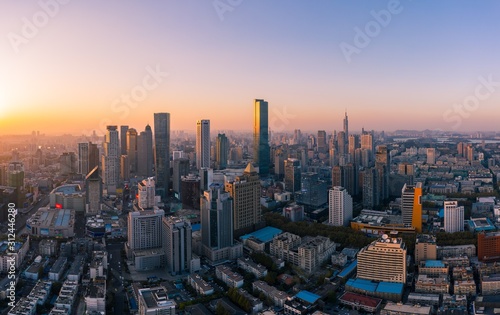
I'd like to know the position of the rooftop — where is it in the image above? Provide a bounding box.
[346,278,404,294]
[424,260,445,268]
[240,226,282,243]
[139,287,175,310]
[383,302,431,315]
[51,184,81,195]
[339,291,382,308]
[295,291,320,304]
[338,260,357,278]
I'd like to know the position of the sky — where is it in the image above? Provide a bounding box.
[1,1,500,136]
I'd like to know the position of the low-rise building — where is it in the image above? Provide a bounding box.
[49,256,67,281]
[339,292,382,313]
[252,280,290,307]
[345,278,404,302]
[52,280,78,314]
[415,274,450,294]
[216,265,244,288]
[137,286,176,315]
[8,281,52,315]
[419,260,448,276]
[188,274,214,296]
[407,293,440,306]
[454,279,476,295]
[437,245,476,259]
[85,277,106,314]
[481,274,500,295]
[26,207,75,238]
[381,302,431,315]
[237,257,268,278]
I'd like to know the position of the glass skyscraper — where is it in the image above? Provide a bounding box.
[154,113,170,201]
[253,99,270,176]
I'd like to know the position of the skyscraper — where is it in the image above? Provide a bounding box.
[362,167,378,209]
[154,113,170,200]
[78,142,89,176]
[254,99,270,176]
[401,182,423,233]
[126,128,138,174]
[85,166,102,215]
[317,130,327,153]
[200,167,213,192]
[216,133,229,170]
[443,200,464,233]
[427,148,436,165]
[225,163,261,234]
[284,158,301,193]
[138,177,157,210]
[163,216,192,275]
[328,186,353,227]
[196,119,210,170]
[120,125,129,155]
[295,172,327,208]
[137,125,154,178]
[102,125,120,193]
[201,184,233,250]
[343,110,349,140]
[173,158,190,197]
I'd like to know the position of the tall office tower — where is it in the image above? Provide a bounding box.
[274,147,287,179]
[375,145,390,201]
[196,119,210,170]
[466,144,474,162]
[329,147,338,167]
[357,235,407,283]
[137,125,154,178]
[414,234,437,264]
[343,111,349,140]
[444,200,464,233]
[85,166,102,215]
[328,186,353,227]
[457,142,465,157]
[362,167,378,209]
[401,182,423,233]
[120,155,130,181]
[163,216,192,275]
[154,113,171,200]
[126,208,165,271]
[284,158,301,193]
[398,163,414,176]
[102,126,120,193]
[216,133,229,170]
[78,142,90,176]
[200,167,213,192]
[317,130,327,153]
[126,128,138,174]
[348,135,359,164]
[293,129,302,145]
[295,172,328,208]
[427,148,436,165]
[361,130,374,163]
[201,184,233,250]
[88,142,99,172]
[138,178,157,210]
[225,163,261,233]
[173,158,190,197]
[120,125,129,155]
[332,164,356,197]
[253,99,270,176]
[337,131,347,156]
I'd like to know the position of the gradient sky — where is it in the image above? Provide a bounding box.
[1,1,500,135]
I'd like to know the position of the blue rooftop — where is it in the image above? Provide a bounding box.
[192,223,201,232]
[376,282,404,294]
[240,226,282,243]
[346,278,378,292]
[338,260,357,278]
[296,291,320,304]
[425,260,445,268]
[51,184,81,195]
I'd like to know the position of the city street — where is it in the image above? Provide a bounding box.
[107,241,128,313]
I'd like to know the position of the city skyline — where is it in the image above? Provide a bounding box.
[2,1,500,135]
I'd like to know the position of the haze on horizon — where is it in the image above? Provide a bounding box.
[1,1,500,136]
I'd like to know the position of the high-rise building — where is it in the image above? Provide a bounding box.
[88,142,99,173]
[337,131,347,156]
[295,172,327,208]
[357,235,407,283]
[401,182,423,233]
[457,142,465,157]
[85,166,102,215]
[427,148,436,165]
[102,126,120,193]
[343,111,349,140]
[216,133,229,170]
[120,125,129,156]
[196,119,210,170]
[414,234,437,264]
[121,155,130,181]
[332,164,356,197]
[137,286,176,315]
[478,232,500,262]
[284,158,301,193]
[200,167,213,192]
[137,125,154,178]
[172,158,190,197]
[317,130,327,153]
[126,128,138,174]
[361,130,374,165]
[254,99,270,176]
[181,174,201,210]
[225,163,261,233]
[348,134,359,165]
[443,200,464,233]
[138,178,157,210]
[201,184,233,250]
[163,216,192,275]
[362,167,378,209]
[126,208,165,271]
[329,186,353,227]
[78,142,89,176]
[154,113,170,200]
